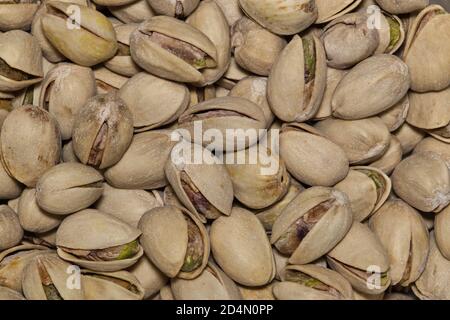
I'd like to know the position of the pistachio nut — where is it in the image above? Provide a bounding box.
[0,286,26,300]
[271,186,352,265]
[217,57,251,90]
[94,67,128,94]
[0,30,43,92]
[165,141,233,222]
[327,222,391,294]
[213,0,243,26]
[163,185,184,208]
[62,141,79,163]
[0,159,22,200]
[56,209,143,272]
[375,11,405,54]
[138,206,210,279]
[82,269,145,300]
[189,85,217,107]
[335,166,391,222]
[402,5,450,92]
[267,34,327,122]
[273,264,354,300]
[434,205,450,260]
[370,199,429,287]
[39,63,97,140]
[414,137,450,169]
[35,163,104,215]
[239,281,277,300]
[22,253,85,300]
[315,117,391,165]
[170,261,242,300]
[393,122,425,154]
[332,55,410,119]
[384,293,416,300]
[0,205,23,251]
[26,229,57,248]
[428,124,450,143]
[147,0,199,17]
[18,188,62,233]
[313,67,347,120]
[375,0,429,14]
[92,0,135,6]
[109,0,155,23]
[7,197,19,214]
[392,152,450,213]
[315,0,362,24]
[96,183,163,227]
[130,16,218,84]
[41,1,118,67]
[1,105,61,187]
[210,206,275,286]
[119,72,189,132]
[0,0,39,31]
[238,0,318,35]
[231,17,287,76]
[72,93,134,169]
[280,123,349,187]
[379,95,409,132]
[127,255,168,299]
[369,135,403,175]
[104,130,175,190]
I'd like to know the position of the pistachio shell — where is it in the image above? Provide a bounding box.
[0,205,23,250]
[375,0,429,14]
[384,293,416,300]
[313,67,347,120]
[92,0,136,7]
[109,0,155,23]
[0,1,39,31]
[213,0,243,26]
[210,207,275,286]
[94,67,128,94]
[218,57,251,90]
[62,141,79,163]
[379,95,409,132]
[434,205,450,260]
[414,137,450,169]
[127,255,168,299]
[0,286,25,300]
[147,0,200,17]
[393,122,425,154]
[238,281,276,300]
[369,135,403,175]
[0,159,22,200]
[315,0,362,23]
[375,12,405,54]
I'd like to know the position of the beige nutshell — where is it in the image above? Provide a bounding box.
[238,281,277,300]
[94,67,128,94]
[0,205,23,251]
[375,0,429,14]
[128,255,168,299]
[434,205,450,260]
[147,0,200,17]
[0,0,39,31]
[0,159,23,201]
[315,0,361,24]
[379,95,409,132]
[393,122,425,154]
[414,137,450,169]
[0,286,25,300]
[109,0,155,24]
[1,105,61,187]
[313,67,347,120]
[369,135,403,175]
[213,0,243,26]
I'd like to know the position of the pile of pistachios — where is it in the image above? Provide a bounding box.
[0,0,449,301]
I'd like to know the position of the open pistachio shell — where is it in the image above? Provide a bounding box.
[104,130,175,190]
[22,253,85,300]
[315,0,361,23]
[375,12,405,54]
[119,72,189,132]
[313,67,347,120]
[274,264,354,300]
[327,222,391,295]
[379,95,409,132]
[238,0,318,35]
[414,137,450,169]
[109,0,155,23]
[402,5,450,92]
[392,152,450,213]
[375,0,429,14]
[0,205,23,250]
[36,163,104,215]
[370,135,403,175]
[271,186,353,265]
[147,0,199,17]
[82,269,144,300]
[393,122,425,154]
[0,30,43,92]
[315,117,391,165]
[56,209,143,272]
[42,1,118,67]
[127,255,168,299]
[1,105,61,187]
[214,0,243,26]
[138,206,210,279]
[210,207,275,286]
[0,0,39,31]
[267,34,326,122]
[94,67,128,94]
[0,286,25,300]
[280,123,349,187]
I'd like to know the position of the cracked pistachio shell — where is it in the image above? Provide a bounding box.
[413,232,450,300]
[375,12,405,55]
[104,130,176,189]
[327,222,391,295]
[271,187,353,265]
[369,199,429,287]
[321,13,379,69]
[0,159,22,200]
[0,286,25,300]
[138,206,210,279]
[42,1,118,67]
[1,105,61,187]
[280,123,349,187]
[394,122,425,154]
[22,253,85,300]
[147,0,199,17]
[210,207,275,286]
[0,205,23,251]
[214,0,243,26]
[130,16,217,84]
[104,23,141,77]
[109,0,155,23]
[39,63,97,140]
[434,205,450,260]
[0,30,43,92]
[18,189,62,233]
[0,244,51,292]
[268,35,327,122]
[119,72,189,132]
[315,117,391,165]
[96,183,163,227]
[379,95,409,132]
[56,209,143,272]
[407,86,450,130]
[229,77,274,127]
[315,0,361,23]
[170,261,242,300]
[231,17,287,76]
[94,67,128,94]
[335,166,391,222]
[72,93,134,169]
[165,141,233,222]
[0,0,39,31]
[274,264,354,300]
[238,0,318,35]
[332,55,410,120]
[225,144,290,210]
[36,163,104,215]
[178,96,266,152]
[128,255,168,299]
[414,137,450,169]
[392,152,450,213]
[370,135,403,175]
[313,67,347,120]
[82,269,144,300]
[403,5,450,92]
[375,0,429,14]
